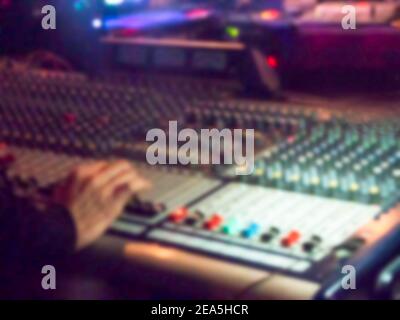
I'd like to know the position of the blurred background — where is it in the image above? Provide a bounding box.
[1,1,400,300]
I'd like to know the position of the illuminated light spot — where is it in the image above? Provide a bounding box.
[226,26,240,39]
[266,55,279,69]
[105,0,125,5]
[350,183,359,192]
[74,1,84,11]
[273,171,282,179]
[298,156,307,164]
[116,29,139,37]
[92,18,103,29]
[260,9,281,21]
[186,8,210,20]
[287,135,296,144]
[369,186,380,195]
[329,180,338,189]
[73,0,92,11]
[0,0,11,9]
[356,1,370,8]
[290,174,300,183]
[311,177,320,185]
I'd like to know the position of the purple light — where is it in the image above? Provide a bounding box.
[104,10,194,31]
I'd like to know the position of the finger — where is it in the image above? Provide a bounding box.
[70,161,108,186]
[52,162,106,204]
[72,161,109,181]
[112,178,151,204]
[90,160,134,189]
[128,178,151,194]
[102,170,139,199]
[102,187,134,221]
[108,177,151,204]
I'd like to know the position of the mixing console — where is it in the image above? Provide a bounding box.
[1,66,400,292]
[0,70,238,157]
[240,121,400,207]
[155,183,379,267]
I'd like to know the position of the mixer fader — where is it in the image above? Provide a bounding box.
[117,165,222,228]
[154,183,379,268]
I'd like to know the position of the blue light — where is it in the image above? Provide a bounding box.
[104,0,125,6]
[74,0,92,11]
[73,1,84,11]
[104,10,187,31]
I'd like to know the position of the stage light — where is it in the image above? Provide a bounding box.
[266,55,279,69]
[260,9,280,21]
[73,0,92,11]
[73,1,84,11]
[104,10,188,31]
[0,0,11,9]
[92,18,103,29]
[186,8,210,20]
[105,0,125,6]
[226,26,240,39]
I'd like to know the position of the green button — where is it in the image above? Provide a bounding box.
[221,218,240,235]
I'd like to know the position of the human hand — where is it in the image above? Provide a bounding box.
[53,160,150,250]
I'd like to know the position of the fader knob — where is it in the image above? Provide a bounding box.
[260,227,280,243]
[281,230,301,247]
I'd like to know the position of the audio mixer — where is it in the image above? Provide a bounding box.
[1,63,400,299]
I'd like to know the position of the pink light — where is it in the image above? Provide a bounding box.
[186,9,210,20]
[356,1,370,8]
[115,29,139,37]
[260,9,281,21]
[0,0,11,8]
[266,55,279,69]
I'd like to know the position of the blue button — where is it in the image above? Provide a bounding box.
[242,223,260,239]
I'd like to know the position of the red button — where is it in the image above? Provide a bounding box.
[169,207,188,223]
[64,113,77,124]
[281,230,301,247]
[204,214,223,231]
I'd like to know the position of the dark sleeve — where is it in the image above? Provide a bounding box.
[0,187,77,270]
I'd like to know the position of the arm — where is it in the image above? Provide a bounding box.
[0,160,150,267]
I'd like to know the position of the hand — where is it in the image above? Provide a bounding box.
[53,160,150,250]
